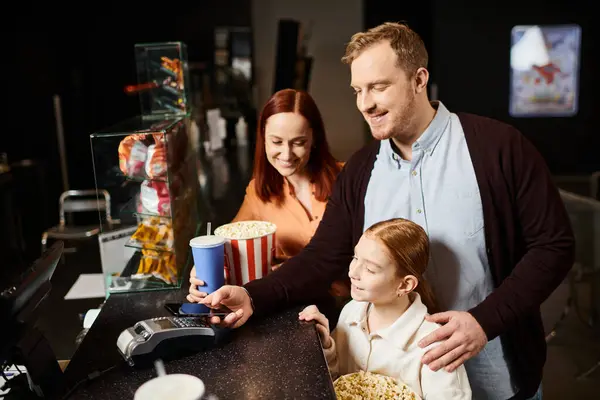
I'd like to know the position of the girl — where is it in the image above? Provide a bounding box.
[299,218,472,399]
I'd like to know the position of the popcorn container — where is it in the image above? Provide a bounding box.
[214,221,277,286]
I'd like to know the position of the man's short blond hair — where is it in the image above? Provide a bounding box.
[341,22,428,77]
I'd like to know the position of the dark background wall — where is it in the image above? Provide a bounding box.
[8,0,593,202]
[3,2,252,265]
[432,0,596,175]
[366,0,595,175]
[364,0,434,65]
[2,0,595,267]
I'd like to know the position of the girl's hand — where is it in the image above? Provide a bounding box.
[299,305,332,349]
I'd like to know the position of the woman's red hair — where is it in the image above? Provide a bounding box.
[253,89,342,203]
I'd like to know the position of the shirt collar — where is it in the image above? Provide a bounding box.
[416,101,450,155]
[348,302,368,324]
[380,140,409,170]
[348,293,428,351]
[380,101,451,166]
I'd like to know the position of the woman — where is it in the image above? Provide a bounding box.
[188,89,346,302]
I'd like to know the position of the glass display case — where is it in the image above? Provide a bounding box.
[133,42,191,116]
[90,115,201,293]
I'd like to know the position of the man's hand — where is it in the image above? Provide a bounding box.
[418,311,487,372]
[201,285,254,328]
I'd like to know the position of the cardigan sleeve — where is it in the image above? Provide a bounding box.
[468,127,575,340]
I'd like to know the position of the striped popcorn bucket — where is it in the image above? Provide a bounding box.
[214,221,277,286]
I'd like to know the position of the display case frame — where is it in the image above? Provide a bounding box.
[90,114,200,294]
[134,41,192,117]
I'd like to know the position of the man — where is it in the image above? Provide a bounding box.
[198,22,574,400]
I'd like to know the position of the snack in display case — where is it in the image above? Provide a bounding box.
[139,180,170,216]
[128,216,174,252]
[91,114,201,292]
[131,42,191,116]
[118,134,148,176]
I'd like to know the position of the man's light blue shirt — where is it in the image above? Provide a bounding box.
[363,102,518,400]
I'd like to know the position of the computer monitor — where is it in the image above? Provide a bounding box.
[1,241,63,326]
[0,241,64,398]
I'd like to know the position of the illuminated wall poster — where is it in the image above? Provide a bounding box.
[510,24,582,117]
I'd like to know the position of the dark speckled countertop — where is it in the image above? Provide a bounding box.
[62,289,337,399]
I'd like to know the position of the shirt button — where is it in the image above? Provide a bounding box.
[412,170,417,176]
[417,209,422,214]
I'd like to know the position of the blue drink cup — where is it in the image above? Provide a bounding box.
[181,235,226,315]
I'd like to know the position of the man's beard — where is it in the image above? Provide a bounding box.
[370,94,417,140]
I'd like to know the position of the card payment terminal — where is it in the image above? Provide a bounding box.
[117,316,224,366]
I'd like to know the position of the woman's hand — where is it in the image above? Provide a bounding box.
[186,265,208,303]
[299,305,332,349]
[271,262,283,272]
[271,255,289,272]
[329,280,351,298]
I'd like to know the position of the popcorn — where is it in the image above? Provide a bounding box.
[334,371,420,400]
[214,221,276,240]
[214,221,277,286]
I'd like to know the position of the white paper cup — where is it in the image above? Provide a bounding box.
[134,374,205,400]
[214,221,277,286]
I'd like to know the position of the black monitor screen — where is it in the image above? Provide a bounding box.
[1,241,63,321]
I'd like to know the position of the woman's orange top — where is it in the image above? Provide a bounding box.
[232,178,327,262]
[232,163,349,297]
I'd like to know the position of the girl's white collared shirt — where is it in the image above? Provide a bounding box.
[324,293,472,400]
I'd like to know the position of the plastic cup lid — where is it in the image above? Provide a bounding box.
[134,374,205,400]
[189,235,225,248]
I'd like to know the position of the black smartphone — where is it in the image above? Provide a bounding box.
[164,302,233,318]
